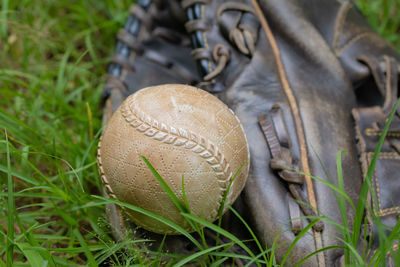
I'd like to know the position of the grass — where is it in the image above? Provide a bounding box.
[0,0,399,266]
[357,0,400,50]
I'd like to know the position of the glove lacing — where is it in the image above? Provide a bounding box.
[103,0,193,103]
[182,0,258,91]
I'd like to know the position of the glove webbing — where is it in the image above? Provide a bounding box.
[182,0,258,91]
[103,0,198,103]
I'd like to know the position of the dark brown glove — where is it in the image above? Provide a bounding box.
[181,0,399,266]
[99,0,400,266]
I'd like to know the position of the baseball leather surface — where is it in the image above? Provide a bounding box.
[97,84,249,234]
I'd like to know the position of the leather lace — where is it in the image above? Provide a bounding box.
[103,0,193,102]
[182,1,258,90]
[258,105,324,233]
[102,1,152,101]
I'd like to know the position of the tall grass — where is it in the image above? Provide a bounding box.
[0,0,399,266]
[0,1,134,265]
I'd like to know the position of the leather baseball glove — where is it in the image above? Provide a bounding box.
[99,0,400,265]
[99,0,253,261]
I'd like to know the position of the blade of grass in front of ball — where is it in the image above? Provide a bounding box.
[141,156,188,214]
[215,160,248,247]
[181,174,202,234]
[141,156,202,237]
[218,159,248,218]
[93,195,203,250]
[181,174,190,213]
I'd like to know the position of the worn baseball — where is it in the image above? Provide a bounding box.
[97,84,249,234]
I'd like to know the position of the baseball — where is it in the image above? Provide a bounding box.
[97,84,249,234]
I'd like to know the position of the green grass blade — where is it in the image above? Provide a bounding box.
[210,251,266,262]
[244,249,270,266]
[229,206,268,264]
[86,102,94,141]
[5,130,15,267]
[352,97,400,246]
[181,174,190,213]
[1,0,8,38]
[210,256,229,267]
[279,218,321,266]
[141,156,188,214]
[73,229,96,267]
[15,243,45,267]
[215,160,248,248]
[336,150,351,264]
[175,243,228,267]
[295,246,343,267]
[296,170,355,210]
[180,213,260,267]
[93,195,202,250]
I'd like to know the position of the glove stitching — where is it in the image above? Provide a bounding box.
[365,128,400,137]
[332,1,352,51]
[335,32,378,56]
[368,152,400,216]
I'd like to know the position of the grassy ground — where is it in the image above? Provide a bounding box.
[0,0,399,266]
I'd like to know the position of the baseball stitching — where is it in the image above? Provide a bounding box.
[121,95,234,205]
[97,138,116,199]
[97,93,243,229]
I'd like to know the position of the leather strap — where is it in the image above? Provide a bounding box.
[102,75,128,103]
[287,193,302,234]
[117,29,144,54]
[129,5,152,30]
[111,54,135,73]
[153,27,184,44]
[204,44,230,81]
[185,19,210,33]
[181,0,209,10]
[142,50,198,84]
[191,48,212,61]
[143,50,172,68]
[258,106,324,233]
